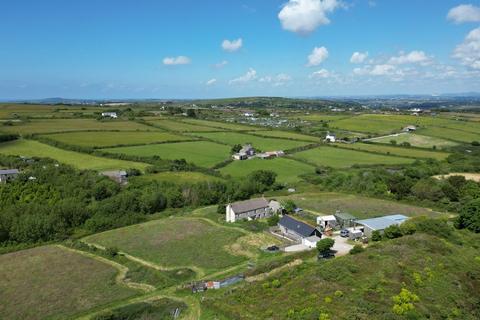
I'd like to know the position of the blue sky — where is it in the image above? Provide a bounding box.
[1,0,479,99]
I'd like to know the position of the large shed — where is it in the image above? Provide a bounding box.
[356,214,408,237]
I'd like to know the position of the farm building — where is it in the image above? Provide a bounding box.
[232,144,255,160]
[356,214,409,237]
[257,150,285,160]
[317,215,338,229]
[403,125,417,132]
[0,169,20,183]
[278,215,322,241]
[325,133,336,143]
[100,170,128,184]
[334,211,357,229]
[101,112,118,118]
[226,198,280,222]
[302,235,321,248]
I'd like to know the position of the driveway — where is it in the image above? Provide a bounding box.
[284,244,310,252]
[330,235,354,256]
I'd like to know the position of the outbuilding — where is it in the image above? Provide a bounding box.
[356,214,408,237]
[278,215,322,240]
[334,211,357,229]
[0,169,20,183]
[317,215,337,229]
[302,235,321,248]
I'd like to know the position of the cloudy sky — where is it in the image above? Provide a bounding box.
[1,0,480,99]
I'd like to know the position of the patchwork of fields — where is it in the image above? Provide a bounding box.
[146,119,225,132]
[249,130,320,142]
[337,142,450,160]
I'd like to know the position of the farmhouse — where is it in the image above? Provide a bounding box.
[325,133,336,143]
[226,198,280,222]
[356,214,408,237]
[232,144,255,160]
[0,169,20,183]
[278,215,321,240]
[101,112,118,118]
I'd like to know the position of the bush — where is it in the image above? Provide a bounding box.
[105,247,119,257]
[349,244,365,255]
[316,238,335,254]
[371,230,382,241]
[267,214,280,226]
[383,225,403,239]
[271,279,281,288]
[217,204,226,215]
[456,198,480,233]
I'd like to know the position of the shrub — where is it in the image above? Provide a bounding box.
[334,290,344,298]
[317,238,335,254]
[105,246,119,257]
[349,244,365,255]
[267,214,280,226]
[456,198,480,233]
[271,279,281,288]
[217,204,226,215]
[392,288,420,315]
[371,230,382,241]
[384,225,403,239]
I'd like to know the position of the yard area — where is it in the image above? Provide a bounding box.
[83,217,247,274]
[292,146,414,168]
[102,141,231,168]
[190,131,310,151]
[219,157,315,183]
[0,139,148,171]
[0,245,138,320]
[41,130,192,148]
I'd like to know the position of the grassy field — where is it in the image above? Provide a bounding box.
[181,119,261,131]
[330,114,413,134]
[0,119,156,134]
[277,192,443,219]
[0,104,61,118]
[0,245,138,320]
[369,133,458,149]
[190,132,310,151]
[146,119,224,132]
[41,131,192,148]
[139,171,223,184]
[102,141,230,168]
[249,130,320,142]
[292,146,414,168]
[0,139,148,171]
[202,232,480,319]
[84,217,246,273]
[337,143,450,160]
[219,158,315,183]
[292,114,351,122]
[419,126,480,143]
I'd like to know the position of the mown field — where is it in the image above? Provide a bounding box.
[42,130,193,148]
[84,217,247,274]
[139,171,223,184]
[102,141,230,168]
[0,118,156,134]
[337,143,450,160]
[277,192,443,219]
[0,139,148,171]
[190,132,310,151]
[219,158,315,183]
[419,126,480,143]
[0,245,138,320]
[146,119,224,132]
[292,146,414,168]
[249,130,320,142]
[181,118,260,131]
[369,133,458,149]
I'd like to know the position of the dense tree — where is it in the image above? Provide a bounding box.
[456,198,480,233]
[316,238,335,255]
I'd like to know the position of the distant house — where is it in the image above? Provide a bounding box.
[0,169,19,183]
[101,112,118,119]
[356,214,408,237]
[100,170,128,184]
[325,133,336,143]
[232,144,255,160]
[403,125,417,132]
[278,215,321,240]
[226,197,280,222]
[334,211,357,229]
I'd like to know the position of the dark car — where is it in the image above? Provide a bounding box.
[318,251,335,260]
[340,229,349,237]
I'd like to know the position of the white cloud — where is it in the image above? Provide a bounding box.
[388,51,432,65]
[309,68,330,78]
[353,64,396,76]
[213,60,228,68]
[206,79,217,86]
[453,27,480,69]
[278,0,341,35]
[259,73,292,86]
[222,38,243,52]
[229,68,257,84]
[350,51,368,64]
[307,46,329,66]
[447,4,480,23]
[163,56,191,65]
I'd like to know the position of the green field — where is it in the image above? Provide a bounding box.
[219,158,315,183]
[0,139,148,171]
[102,141,231,168]
[419,126,480,143]
[369,133,458,149]
[278,192,443,219]
[140,171,223,184]
[0,245,138,320]
[293,146,414,168]
[42,131,192,148]
[181,119,260,131]
[0,118,156,134]
[292,114,351,122]
[250,130,320,142]
[190,132,310,151]
[337,143,450,160]
[84,217,246,273]
[146,119,224,132]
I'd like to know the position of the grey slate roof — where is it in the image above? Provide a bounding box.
[231,198,269,214]
[356,214,408,231]
[279,215,317,238]
[0,169,19,175]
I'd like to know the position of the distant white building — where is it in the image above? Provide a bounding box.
[101,112,118,119]
[232,144,255,160]
[226,198,281,223]
[403,125,417,132]
[0,169,19,183]
[244,112,254,117]
[325,133,336,143]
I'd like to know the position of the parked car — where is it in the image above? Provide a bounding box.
[340,229,349,237]
[318,251,335,260]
